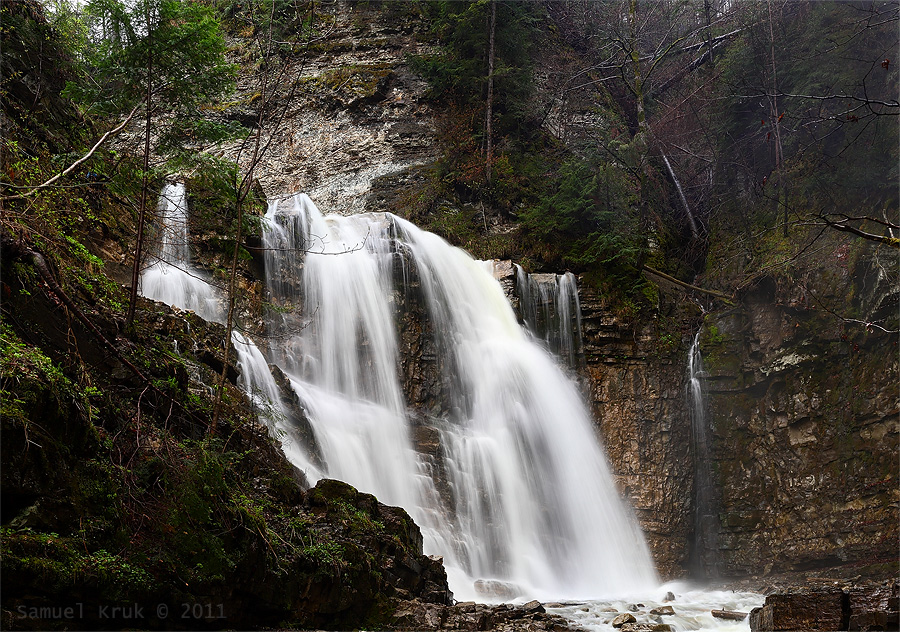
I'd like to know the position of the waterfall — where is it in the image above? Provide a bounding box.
[139,183,659,602]
[261,193,658,601]
[139,184,318,476]
[139,182,222,323]
[687,331,720,579]
[514,265,583,368]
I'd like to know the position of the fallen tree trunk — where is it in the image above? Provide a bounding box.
[712,609,748,621]
[642,264,735,304]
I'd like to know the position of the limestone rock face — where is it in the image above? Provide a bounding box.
[749,582,898,631]
[221,3,438,214]
[577,282,694,579]
[702,250,899,577]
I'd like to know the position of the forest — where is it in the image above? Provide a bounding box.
[1,0,898,630]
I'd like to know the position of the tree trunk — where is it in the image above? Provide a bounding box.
[629,0,650,224]
[704,0,715,68]
[485,0,496,185]
[126,8,154,331]
[209,0,276,436]
[661,149,699,237]
[767,0,787,237]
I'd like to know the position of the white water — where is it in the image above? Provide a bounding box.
[548,582,763,632]
[515,265,583,368]
[139,184,733,610]
[261,193,658,601]
[140,183,222,323]
[688,331,720,579]
[139,184,311,475]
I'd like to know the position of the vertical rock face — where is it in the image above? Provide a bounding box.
[222,3,437,212]
[576,284,694,579]
[702,248,899,577]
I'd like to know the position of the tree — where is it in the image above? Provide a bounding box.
[413,0,541,196]
[65,0,237,329]
[208,0,323,435]
[711,1,899,249]
[545,0,743,252]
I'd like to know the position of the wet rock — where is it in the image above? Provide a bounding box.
[473,579,523,601]
[388,598,573,631]
[711,609,747,621]
[621,624,672,632]
[521,600,546,614]
[268,363,324,469]
[663,592,676,602]
[650,605,675,615]
[749,588,846,631]
[848,581,899,631]
[612,612,637,627]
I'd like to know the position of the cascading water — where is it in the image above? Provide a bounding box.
[687,331,720,579]
[140,182,222,323]
[514,265,583,368]
[139,182,762,628]
[261,193,658,601]
[139,184,315,475]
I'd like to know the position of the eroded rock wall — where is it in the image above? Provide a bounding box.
[701,248,899,578]
[576,284,695,580]
[221,2,437,213]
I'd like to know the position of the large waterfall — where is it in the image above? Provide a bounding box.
[141,184,658,602]
[259,194,657,600]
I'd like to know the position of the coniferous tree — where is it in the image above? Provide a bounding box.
[64,0,237,329]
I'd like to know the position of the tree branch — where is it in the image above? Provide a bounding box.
[1,105,140,201]
[821,219,900,249]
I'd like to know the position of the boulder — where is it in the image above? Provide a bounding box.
[848,582,899,631]
[650,605,675,616]
[473,579,522,601]
[749,588,846,631]
[612,612,637,627]
[712,609,747,621]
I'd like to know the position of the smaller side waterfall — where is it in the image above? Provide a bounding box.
[514,265,583,367]
[139,183,222,323]
[687,331,720,579]
[139,184,313,475]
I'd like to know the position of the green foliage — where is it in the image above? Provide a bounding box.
[413,1,540,124]
[63,0,239,158]
[409,0,544,202]
[712,2,898,235]
[220,0,321,51]
[520,157,647,291]
[0,323,72,423]
[1,528,157,598]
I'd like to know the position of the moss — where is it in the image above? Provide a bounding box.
[2,528,158,598]
[303,63,393,104]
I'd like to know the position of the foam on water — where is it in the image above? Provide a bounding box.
[548,582,764,632]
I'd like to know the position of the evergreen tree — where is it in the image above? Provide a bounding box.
[64,0,237,328]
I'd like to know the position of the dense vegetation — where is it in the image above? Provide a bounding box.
[400,0,898,306]
[0,0,897,628]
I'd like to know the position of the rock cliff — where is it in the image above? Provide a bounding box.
[701,243,898,578]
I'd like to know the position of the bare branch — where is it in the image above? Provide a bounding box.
[1,105,140,201]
